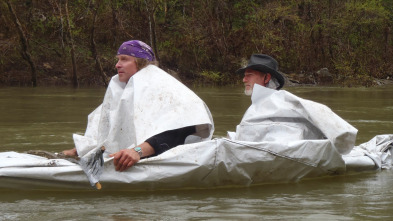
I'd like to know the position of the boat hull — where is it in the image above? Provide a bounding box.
[0,138,350,191]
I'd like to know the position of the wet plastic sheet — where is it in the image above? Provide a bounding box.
[0,138,349,190]
[232,84,358,155]
[73,65,214,157]
[343,134,393,171]
[0,138,391,190]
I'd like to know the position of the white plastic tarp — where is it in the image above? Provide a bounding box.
[231,84,358,155]
[0,137,348,190]
[73,65,214,157]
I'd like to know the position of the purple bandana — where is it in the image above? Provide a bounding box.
[117,40,155,61]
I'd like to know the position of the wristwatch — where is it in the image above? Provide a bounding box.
[133,146,142,157]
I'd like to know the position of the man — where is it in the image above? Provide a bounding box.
[229,54,357,155]
[64,40,214,171]
[241,54,285,94]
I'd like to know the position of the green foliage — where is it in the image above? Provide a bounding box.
[326,0,391,86]
[200,71,223,83]
[2,0,393,86]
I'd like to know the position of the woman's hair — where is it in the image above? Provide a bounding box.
[135,57,159,71]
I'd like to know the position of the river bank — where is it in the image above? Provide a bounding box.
[2,69,393,88]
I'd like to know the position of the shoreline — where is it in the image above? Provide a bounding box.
[1,68,393,88]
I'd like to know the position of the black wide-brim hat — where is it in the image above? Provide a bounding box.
[236,54,285,90]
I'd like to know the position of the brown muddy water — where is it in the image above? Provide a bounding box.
[0,86,392,220]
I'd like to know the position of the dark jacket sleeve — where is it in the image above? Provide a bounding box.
[145,126,196,156]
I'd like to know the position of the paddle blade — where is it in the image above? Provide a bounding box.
[79,146,105,189]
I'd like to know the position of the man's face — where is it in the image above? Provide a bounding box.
[116,55,138,82]
[243,69,271,95]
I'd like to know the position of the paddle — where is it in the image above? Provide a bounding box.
[27,146,106,190]
[78,146,106,190]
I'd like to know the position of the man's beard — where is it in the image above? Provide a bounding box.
[244,88,253,96]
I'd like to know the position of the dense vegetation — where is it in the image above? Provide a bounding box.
[1,0,392,87]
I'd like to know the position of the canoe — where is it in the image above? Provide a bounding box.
[1,135,392,191]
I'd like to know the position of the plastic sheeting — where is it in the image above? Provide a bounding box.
[0,136,391,191]
[0,137,345,190]
[73,65,214,157]
[230,84,358,155]
[343,134,393,171]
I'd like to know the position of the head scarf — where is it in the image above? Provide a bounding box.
[117,40,155,61]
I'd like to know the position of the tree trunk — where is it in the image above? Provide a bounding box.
[64,0,78,88]
[54,0,65,54]
[144,0,159,62]
[110,0,119,47]
[151,10,159,62]
[6,0,37,87]
[91,5,109,87]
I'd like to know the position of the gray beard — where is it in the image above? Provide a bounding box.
[244,88,252,96]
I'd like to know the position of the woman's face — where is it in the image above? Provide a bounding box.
[116,55,138,82]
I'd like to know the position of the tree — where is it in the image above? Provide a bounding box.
[6,0,37,87]
[64,0,78,88]
[91,0,109,87]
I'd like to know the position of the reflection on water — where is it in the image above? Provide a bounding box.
[1,171,392,220]
[0,86,393,220]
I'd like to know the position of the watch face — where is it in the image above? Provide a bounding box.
[134,147,142,157]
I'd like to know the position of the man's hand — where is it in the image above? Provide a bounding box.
[109,149,140,172]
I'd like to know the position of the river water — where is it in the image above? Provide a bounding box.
[0,86,392,220]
